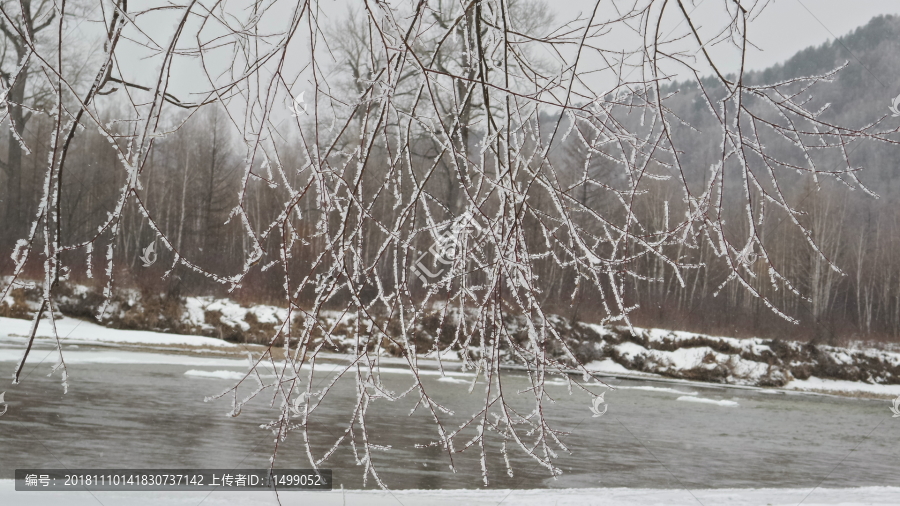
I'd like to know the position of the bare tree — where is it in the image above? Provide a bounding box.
[0,0,58,239]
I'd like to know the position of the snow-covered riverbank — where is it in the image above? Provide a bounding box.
[1,481,898,506]
[5,281,900,399]
[4,310,900,399]
[0,315,237,349]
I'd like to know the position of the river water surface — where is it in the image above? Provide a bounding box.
[1,338,898,491]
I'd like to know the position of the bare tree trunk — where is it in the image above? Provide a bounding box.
[4,65,28,239]
[177,151,189,251]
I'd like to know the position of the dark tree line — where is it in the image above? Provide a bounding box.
[3,10,900,346]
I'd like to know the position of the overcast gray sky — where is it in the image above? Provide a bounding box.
[103,0,900,125]
[547,0,900,71]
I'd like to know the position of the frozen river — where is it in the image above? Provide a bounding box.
[1,335,899,504]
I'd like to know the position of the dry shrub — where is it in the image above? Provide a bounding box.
[0,288,33,319]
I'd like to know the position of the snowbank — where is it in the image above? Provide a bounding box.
[0,348,244,366]
[577,323,900,395]
[617,385,699,395]
[182,296,288,333]
[676,395,739,407]
[0,482,897,506]
[0,315,237,348]
[584,358,633,374]
[786,376,900,397]
[184,369,253,380]
[7,282,900,398]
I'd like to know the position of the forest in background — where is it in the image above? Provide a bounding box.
[3,13,900,345]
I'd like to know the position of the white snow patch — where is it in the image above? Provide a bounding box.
[584,359,632,374]
[0,316,236,348]
[666,346,716,370]
[436,376,470,384]
[181,296,289,332]
[184,369,249,380]
[618,386,699,395]
[0,482,898,506]
[786,376,900,397]
[376,367,475,379]
[0,348,244,367]
[610,341,770,385]
[676,396,739,407]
